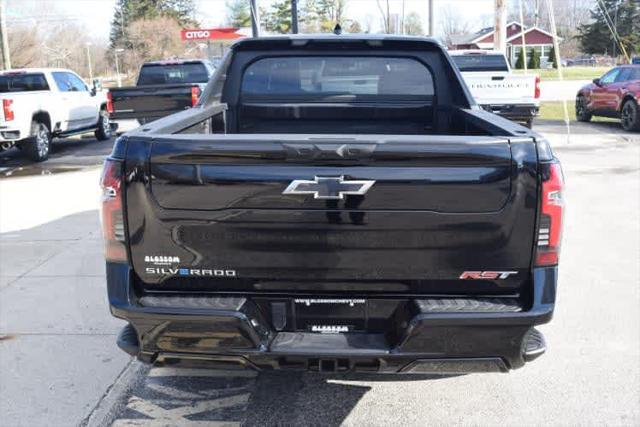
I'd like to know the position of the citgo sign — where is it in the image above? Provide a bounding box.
[180,28,244,41]
[181,29,212,40]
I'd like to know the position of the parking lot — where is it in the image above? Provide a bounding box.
[0,121,639,426]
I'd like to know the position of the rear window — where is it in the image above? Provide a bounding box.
[137,62,209,85]
[451,54,509,72]
[0,73,50,92]
[241,56,434,99]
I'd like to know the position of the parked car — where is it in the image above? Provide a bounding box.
[575,65,640,131]
[102,34,564,374]
[108,59,215,128]
[449,50,540,128]
[0,68,112,161]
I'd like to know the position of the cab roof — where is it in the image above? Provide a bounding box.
[0,68,74,75]
[231,33,443,51]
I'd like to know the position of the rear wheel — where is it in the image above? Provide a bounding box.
[620,99,640,132]
[575,96,592,122]
[20,121,51,162]
[94,110,112,141]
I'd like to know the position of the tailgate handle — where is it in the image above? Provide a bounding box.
[283,143,377,160]
[491,76,505,81]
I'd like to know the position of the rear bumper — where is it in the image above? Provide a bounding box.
[481,104,539,121]
[107,264,557,373]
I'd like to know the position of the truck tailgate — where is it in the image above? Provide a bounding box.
[110,84,196,123]
[125,134,538,295]
[462,73,538,105]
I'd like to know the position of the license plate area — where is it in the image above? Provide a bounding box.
[294,298,367,333]
[253,297,412,335]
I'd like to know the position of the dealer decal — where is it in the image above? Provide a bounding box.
[144,255,180,266]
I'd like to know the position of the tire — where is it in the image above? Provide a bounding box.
[575,96,592,122]
[20,121,51,162]
[620,99,640,132]
[94,109,112,141]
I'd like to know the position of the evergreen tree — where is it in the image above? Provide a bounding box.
[577,0,640,56]
[265,0,292,34]
[547,45,557,68]
[226,0,252,28]
[515,48,525,69]
[301,0,322,32]
[110,0,197,49]
[161,0,197,26]
[528,50,541,69]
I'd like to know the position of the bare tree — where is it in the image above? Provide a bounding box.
[376,0,390,33]
[439,5,471,46]
[124,16,184,74]
[7,25,39,68]
[404,11,424,36]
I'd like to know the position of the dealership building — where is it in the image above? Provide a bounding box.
[449,22,559,67]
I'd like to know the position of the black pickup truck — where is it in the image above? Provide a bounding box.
[101,35,564,374]
[108,59,215,125]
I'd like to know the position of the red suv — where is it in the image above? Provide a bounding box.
[575,65,640,131]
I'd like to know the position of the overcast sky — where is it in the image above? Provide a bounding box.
[6,0,496,42]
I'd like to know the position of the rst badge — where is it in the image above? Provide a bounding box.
[283,176,375,200]
[460,271,518,279]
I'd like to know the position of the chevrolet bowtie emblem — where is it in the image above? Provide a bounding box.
[283,176,375,200]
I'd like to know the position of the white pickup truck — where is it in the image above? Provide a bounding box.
[0,68,112,162]
[449,50,540,128]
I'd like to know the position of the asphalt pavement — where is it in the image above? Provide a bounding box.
[0,122,639,426]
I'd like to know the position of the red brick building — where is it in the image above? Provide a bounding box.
[449,22,559,67]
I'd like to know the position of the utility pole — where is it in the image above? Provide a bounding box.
[114,49,124,88]
[250,0,260,37]
[291,0,298,34]
[386,0,390,33]
[86,43,93,82]
[401,0,405,34]
[519,0,528,72]
[494,0,507,55]
[0,0,11,70]
[428,0,434,36]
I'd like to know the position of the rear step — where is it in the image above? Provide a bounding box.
[418,298,522,313]
[522,328,546,361]
[116,323,139,356]
[270,332,388,355]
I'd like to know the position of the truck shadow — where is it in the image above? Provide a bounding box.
[110,367,454,427]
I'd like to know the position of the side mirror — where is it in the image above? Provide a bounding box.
[592,78,601,86]
[91,79,102,96]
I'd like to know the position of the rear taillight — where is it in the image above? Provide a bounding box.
[100,159,126,262]
[534,75,541,99]
[535,162,564,266]
[3,99,14,121]
[191,86,201,107]
[106,91,114,114]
